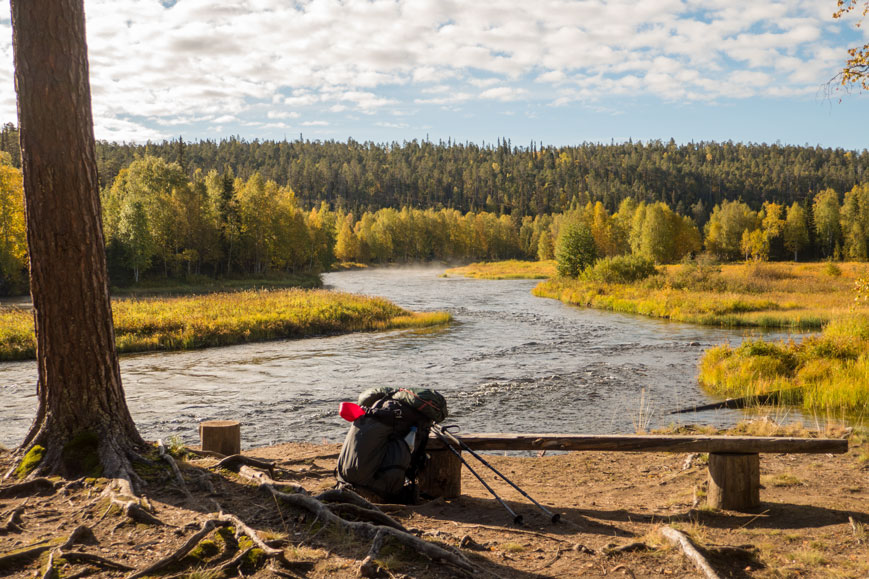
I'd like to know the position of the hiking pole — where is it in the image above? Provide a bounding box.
[434,425,561,524]
[431,428,524,525]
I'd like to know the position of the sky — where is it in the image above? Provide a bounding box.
[0,0,867,149]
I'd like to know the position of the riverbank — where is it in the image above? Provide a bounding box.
[0,288,451,361]
[1,421,865,578]
[533,261,868,330]
[444,259,556,279]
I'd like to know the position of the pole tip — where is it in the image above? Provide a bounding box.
[513,515,524,525]
[551,513,561,524]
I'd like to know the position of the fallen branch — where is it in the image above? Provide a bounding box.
[534,547,565,571]
[660,526,720,579]
[0,478,57,498]
[157,439,193,500]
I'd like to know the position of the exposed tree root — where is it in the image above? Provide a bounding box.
[0,505,26,534]
[213,454,277,476]
[125,519,224,579]
[358,528,386,577]
[0,477,57,498]
[603,542,651,556]
[325,502,409,532]
[225,460,475,574]
[0,539,53,567]
[660,526,720,579]
[157,439,193,500]
[239,465,305,493]
[110,497,166,526]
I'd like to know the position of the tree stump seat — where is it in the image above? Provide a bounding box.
[420,433,847,512]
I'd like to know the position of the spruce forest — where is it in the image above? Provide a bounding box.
[1,122,868,295]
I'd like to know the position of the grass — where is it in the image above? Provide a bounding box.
[0,288,451,361]
[533,261,869,330]
[698,314,869,414]
[443,259,556,279]
[110,272,322,297]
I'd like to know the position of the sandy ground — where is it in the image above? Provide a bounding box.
[0,428,867,578]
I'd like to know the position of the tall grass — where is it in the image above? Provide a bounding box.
[444,260,556,279]
[699,315,869,414]
[0,289,451,361]
[533,261,868,329]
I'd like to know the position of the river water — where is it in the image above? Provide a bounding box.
[0,267,799,449]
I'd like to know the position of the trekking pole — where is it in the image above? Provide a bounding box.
[431,428,524,525]
[434,425,561,524]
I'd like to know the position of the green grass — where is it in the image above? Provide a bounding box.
[443,259,556,279]
[699,315,869,414]
[110,272,322,297]
[0,288,451,361]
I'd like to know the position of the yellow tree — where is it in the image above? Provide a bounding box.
[0,154,26,294]
[834,0,869,89]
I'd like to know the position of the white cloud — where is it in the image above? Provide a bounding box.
[301,120,329,127]
[0,0,857,141]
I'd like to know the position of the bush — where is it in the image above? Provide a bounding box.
[583,255,657,284]
[555,223,596,278]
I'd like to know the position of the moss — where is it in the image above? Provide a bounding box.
[62,431,102,478]
[240,547,266,573]
[187,539,220,561]
[14,445,45,479]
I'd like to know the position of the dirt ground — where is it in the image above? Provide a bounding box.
[0,426,867,579]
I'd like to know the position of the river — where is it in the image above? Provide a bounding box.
[0,267,798,449]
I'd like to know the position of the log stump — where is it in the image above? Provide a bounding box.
[418,448,462,499]
[199,420,241,456]
[707,452,759,511]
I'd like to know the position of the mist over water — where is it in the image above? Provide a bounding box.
[0,267,799,449]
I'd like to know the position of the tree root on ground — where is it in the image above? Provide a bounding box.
[660,526,720,579]
[232,466,476,575]
[212,454,277,476]
[0,505,26,534]
[1,524,108,575]
[0,478,58,498]
[157,439,192,501]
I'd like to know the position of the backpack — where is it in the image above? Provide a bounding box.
[337,387,447,501]
[357,386,448,424]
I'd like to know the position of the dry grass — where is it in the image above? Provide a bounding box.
[0,289,451,361]
[443,259,556,279]
[533,261,869,329]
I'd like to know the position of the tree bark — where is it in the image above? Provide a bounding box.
[10,0,144,477]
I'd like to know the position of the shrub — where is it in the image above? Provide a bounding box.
[583,255,658,284]
[555,223,596,278]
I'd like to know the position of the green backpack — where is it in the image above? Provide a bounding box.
[357,386,448,424]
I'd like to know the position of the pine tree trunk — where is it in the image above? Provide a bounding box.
[10,0,144,478]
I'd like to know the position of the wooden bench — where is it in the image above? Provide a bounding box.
[418,433,848,511]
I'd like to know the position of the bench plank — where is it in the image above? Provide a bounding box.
[428,433,847,454]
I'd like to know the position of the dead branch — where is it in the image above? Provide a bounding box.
[0,477,57,498]
[0,505,26,534]
[157,439,192,500]
[358,528,386,577]
[534,547,565,571]
[213,454,277,475]
[661,526,720,579]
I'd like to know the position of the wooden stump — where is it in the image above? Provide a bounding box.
[199,420,241,456]
[707,452,759,511]
[418,448,462,499]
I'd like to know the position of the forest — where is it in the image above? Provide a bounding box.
[0,122,868,294]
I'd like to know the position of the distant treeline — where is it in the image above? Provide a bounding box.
[1,122,869,295]
[3,122,868,220]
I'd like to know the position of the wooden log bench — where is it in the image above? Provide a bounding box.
[418,433,848,511]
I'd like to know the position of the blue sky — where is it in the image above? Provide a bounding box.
[1,0,866,149]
